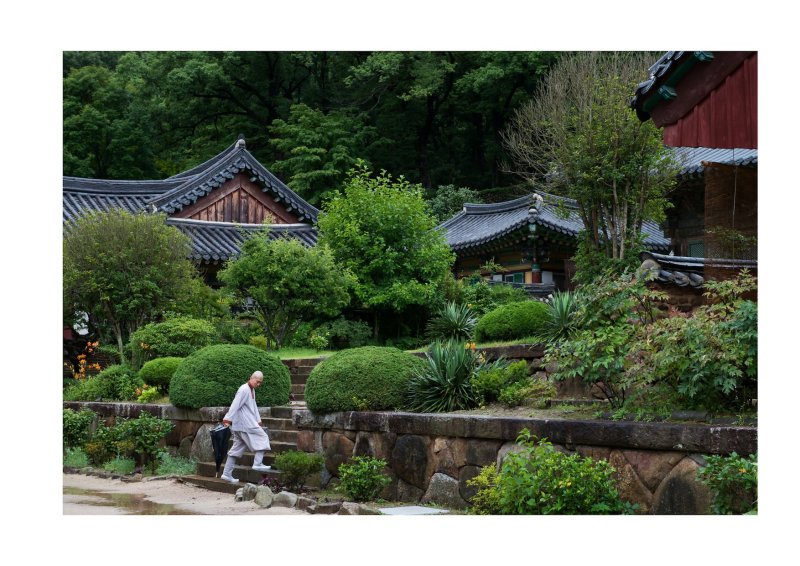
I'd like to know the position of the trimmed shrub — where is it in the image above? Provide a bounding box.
[138,357,183,390]
[475,300,552,342]
[169,344,290,409]
[470,360,530,405]
[304,346,426,413]
[274,450,324,491]
[129,316,217,369]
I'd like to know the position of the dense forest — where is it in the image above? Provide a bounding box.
[63,51,560,207]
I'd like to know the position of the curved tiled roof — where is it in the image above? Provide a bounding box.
[439,192,670,252]
[62,180,167,223]
[150,139,318,222]
[672,147,758,178]
[165,218,318,263]
[638,251,757,289]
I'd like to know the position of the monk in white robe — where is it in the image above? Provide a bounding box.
[220,371,271,483]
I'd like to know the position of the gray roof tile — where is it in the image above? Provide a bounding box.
[439,192,670,252]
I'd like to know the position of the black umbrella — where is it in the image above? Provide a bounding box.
[209,424,232,477]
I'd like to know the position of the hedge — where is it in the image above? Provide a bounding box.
[304,346,426,413]
[169,344,290,409]
[475,300,552,342]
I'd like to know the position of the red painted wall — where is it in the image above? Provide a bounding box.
[664,53,757,149]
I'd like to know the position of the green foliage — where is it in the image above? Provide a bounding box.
[535,290,583,343]
[155,453,197,476]
[315,318,373,350]
[498,378,557,409]
[705,226,757,260]
[269,103,378,206]
[406,340,506,413]
[626,271,758,412]
[136,385,162,404]
[474,300,551,342]
[425,301,477,342]
[169,344,291,409]
[470,360,530,405]
[697,452,757,514]
[572,237,646,286]
[446,278,528,318]
[129,317,217,369]
[115,412,174,471]
[308,330,330,352]
[63,209,199,363]
[138,357,184,391]
[426,184,481,223]
[84,421,132,466]
[63,408,96,449]
[337,456,392,502]
[219,229,352,349]
[273,450,325,491]
[249,336,268,351]
[64,447,90,468]
[63,364,144,402]
[103,456,137,475]
[544,272,665,408]
[305,346,426,413]
[317,164,455,316]
[495,429,635,514]
[465,465,502,515]
[505,52,677,268]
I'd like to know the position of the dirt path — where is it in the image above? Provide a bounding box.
[63,473,307,515]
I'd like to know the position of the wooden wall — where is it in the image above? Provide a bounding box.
[173,173,301,224]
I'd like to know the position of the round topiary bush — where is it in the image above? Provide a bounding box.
[475,300,552,342]
[138,357,184,391]
[169,344,290,409]
[129,316,217,369]
[304,346,426,413]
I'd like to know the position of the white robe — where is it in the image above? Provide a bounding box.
[223,383,270,454]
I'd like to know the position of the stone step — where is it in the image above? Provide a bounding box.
[194,462,320,488]
[291,384,306,394]
[262,417,293,431]
[268,429,297,443]
[268,406,295,419]
[291,375,309,385]
[180,474,244,495]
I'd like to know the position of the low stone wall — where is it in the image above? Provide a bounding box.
[63,401,234,464]
[293,410,757,514]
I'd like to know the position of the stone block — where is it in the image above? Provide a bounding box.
[312,501,343,515]
[621,449,684,493]
[241,483,259,502]
[458,465,483,502]
[391,435,431,489]
[431,437,458,477]
[396,479,425,502]
[496,441,526,468]
[339,502,360,515]
[254,486,274,508]
[323,431,355,475]
[189,423,216,463]
[452,439,502,467]
[608,450,653,514]
[651,457,713,515]
[353,431,395,460]
[295,430,315,453]
[421,472,467,510]
[273,491,299,508]
[295,496,316,512]
[574,445,612,463]
[178,436,193,458]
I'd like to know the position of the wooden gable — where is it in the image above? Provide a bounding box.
[171,173,301,224]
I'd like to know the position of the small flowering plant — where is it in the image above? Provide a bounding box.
[697,452,757,514]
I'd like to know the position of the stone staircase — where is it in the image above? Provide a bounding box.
[180,357,325,494]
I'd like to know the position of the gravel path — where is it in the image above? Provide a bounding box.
[62,473,306,515]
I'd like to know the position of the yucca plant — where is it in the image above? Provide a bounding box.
[406,339,505,412]
[537,290,583,344]
[425,301,477,341]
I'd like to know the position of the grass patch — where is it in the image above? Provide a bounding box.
[274,347,335,360]
[153,453,196,476]
[64,447,89,468]
[103,456,137,475]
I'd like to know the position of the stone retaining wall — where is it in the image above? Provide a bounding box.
[293,410,757,514]
[63,401,236,464]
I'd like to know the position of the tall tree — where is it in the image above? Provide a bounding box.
[502,52,677,269]
[218,231,352,349]
[317,164,455,337]
[63,210,200,362]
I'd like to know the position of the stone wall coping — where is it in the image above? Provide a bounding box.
[293,410,756,456]
[63,402,235,422]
